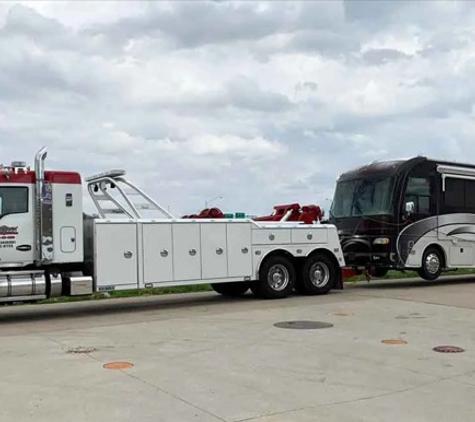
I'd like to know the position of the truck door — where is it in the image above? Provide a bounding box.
[0,185,35,267]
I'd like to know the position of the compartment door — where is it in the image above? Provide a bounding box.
[172,224,202,281]
[95,223,138,288]
[142,223,174,284]
[60,226,77,253]
[227,223,252,278]
[201,223,227,279]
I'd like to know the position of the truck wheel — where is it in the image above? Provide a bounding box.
[211,282,250,297]
[251,255,296,299]
[296,253,337,295]
[417,247,443,281]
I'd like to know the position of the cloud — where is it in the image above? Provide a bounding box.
[1,1,475,218]
[86,1,345,50]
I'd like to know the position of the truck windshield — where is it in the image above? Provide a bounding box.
[330,177,395,218]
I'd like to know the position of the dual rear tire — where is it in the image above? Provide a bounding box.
[295,253,338,296]
[250,255,296,299]
[250,253,338,299]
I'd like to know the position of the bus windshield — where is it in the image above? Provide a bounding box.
[330,177,395,218]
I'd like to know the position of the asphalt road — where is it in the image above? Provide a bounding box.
[1,275,474,422]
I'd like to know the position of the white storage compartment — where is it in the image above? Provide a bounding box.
[142,223,174,284]
[449,246,474,266]
[252,228,291,245]
[94,223,138,287]
[227,223,253,277]
[172,223,202,281]
[291,227,328,244]
[201,223,228,279]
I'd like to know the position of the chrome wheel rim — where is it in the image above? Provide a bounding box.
[268,264,290,291]
[310,262,330,288]
[425,253,440,274]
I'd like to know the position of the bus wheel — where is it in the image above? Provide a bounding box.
[296,253,337,295]
[251,255,296,299]
[418,247,443,281]
[211,282,250,297]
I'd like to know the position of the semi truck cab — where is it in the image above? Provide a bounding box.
[0,155,84,270]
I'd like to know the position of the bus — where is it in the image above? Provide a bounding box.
[328,156,475,281]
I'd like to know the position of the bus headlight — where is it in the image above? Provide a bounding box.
[373,237,390,245]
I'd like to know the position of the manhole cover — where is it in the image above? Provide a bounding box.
[382,339,407,345]
[66,347,97,354]
[433,345,465,353]
[330,312,353,317]
[103,362,134,370]
[274,321,334,330]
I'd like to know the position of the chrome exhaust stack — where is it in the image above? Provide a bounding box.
[34,146,50,265]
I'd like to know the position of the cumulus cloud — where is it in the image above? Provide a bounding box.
[0,1,475,216]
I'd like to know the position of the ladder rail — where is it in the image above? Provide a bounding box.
[86,171,175,220]
[106,178,141,219]
[116,177,174,219]
[87,177,137,219]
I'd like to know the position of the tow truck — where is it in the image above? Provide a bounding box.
[0,146,345,304]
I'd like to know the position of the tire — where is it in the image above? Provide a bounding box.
[295,253,338,295]
[211,282,250,297]
[251,255,296,299]
[417,247,444,281]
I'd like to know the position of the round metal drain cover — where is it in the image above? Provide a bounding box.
[66,346,97,354]
[274,321,334,330]
[433,345,465,353]
[382,339,407,345]
[103,362,134,370]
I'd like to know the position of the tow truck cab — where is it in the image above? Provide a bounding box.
[0,158,84,270]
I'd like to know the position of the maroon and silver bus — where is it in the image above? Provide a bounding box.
[328,156,475,280]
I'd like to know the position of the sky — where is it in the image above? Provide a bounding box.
[1,1,475,217]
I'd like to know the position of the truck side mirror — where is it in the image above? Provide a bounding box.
[0,197,3,215]
[405,201,415,215]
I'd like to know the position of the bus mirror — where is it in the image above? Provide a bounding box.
[405,201,415,215]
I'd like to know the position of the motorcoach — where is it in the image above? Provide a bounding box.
[328,156,475,281]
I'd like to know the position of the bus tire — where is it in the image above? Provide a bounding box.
[251,255,296,299]
[211,282,250,297]
[418,246,443,281]
[296,253,337,295]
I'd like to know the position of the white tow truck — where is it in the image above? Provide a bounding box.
[0,146,345,304]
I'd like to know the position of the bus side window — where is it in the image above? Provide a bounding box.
[404,177,431,215]
[465,180,475,211]
[443,178,475,213]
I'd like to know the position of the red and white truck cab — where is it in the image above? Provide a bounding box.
[0,161,82,268]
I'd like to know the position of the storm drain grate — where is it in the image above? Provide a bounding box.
[274,321,334,330]
[66,347,97,354]
[433,345,465,353]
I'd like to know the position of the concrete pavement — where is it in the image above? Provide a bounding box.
[0,275,474,421]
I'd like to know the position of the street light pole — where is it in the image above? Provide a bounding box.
[205,195,223,208]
